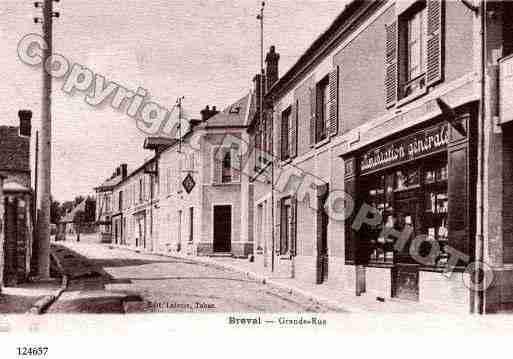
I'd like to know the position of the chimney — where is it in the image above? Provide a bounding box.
[265,46,280,92]
[120,164,128,179]
[18,110,32,137]
[116,167,121,176]
[200,105,219,122]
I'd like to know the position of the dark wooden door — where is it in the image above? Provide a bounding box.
[213,205,231,253]
[317,184,329,284]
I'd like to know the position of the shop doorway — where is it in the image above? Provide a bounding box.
[213,205,231,253]
[392,192,420,301]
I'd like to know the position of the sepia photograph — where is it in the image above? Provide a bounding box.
[1,0,513,356]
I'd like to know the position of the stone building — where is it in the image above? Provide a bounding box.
[0,123,33,287]
[246,0,513,313]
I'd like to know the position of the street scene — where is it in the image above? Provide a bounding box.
[47,235,338,314]
[4,0,513,323]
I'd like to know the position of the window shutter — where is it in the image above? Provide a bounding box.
[267,109,273,156]
[232,148,241,183]
[309,87,316,146]
[426,0,444,87]
[280,199,287,255]
[290,101,298,158]
[213,148,223,184]
[291,196,298,256]
[329,66,339,136]
[384,21,398,108]
[281,110,288,160]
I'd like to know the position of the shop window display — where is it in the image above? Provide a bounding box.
[361,155,448,267]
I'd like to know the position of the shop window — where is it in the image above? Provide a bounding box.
[361,155,448,267]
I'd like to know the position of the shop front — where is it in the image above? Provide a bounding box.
[344,105,477,308]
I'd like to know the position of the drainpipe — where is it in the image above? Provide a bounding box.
[475,0,487,315]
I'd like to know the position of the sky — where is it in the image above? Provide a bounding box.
[0,0,345,202]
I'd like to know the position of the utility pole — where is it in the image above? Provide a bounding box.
[257,2,274,272]
[34,0,60,279]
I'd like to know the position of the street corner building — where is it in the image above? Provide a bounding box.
[95,94,254,258]
[246,0,513,314]
[0,115,35,289]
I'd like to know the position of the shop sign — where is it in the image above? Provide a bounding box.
[360,124,448,174]
[182,173,196,194]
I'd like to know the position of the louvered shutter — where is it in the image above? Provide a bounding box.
[309,87,316,146]
[281,110,288,160]
[280,199,288,255]
[291,196,298,256]
[267,109,273,156]
[232,147,241,183]
[328,66,339,136]
[384,21,398,108]
[213,147,223,184]
[426,0,444,86]
[290,101,298,158]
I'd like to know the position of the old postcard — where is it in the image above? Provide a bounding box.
[2,0,513,356]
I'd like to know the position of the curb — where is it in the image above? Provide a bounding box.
[27,251,69,315]
[108,244,359,312]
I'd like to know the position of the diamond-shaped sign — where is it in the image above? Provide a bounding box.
[182,173,196,194]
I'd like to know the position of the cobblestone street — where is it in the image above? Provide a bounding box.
[48,237,343,313]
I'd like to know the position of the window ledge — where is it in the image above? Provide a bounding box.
[211,182,241,186]
[314,137,330,149]
[396,86,428,108]
[280,157,292,166]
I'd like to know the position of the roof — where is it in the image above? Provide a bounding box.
[143,137,178,150]
[94,175,124,191]
[203,93,251,128]
[60,200,86,223]
[266,0,372,97]
[0,126,30,173]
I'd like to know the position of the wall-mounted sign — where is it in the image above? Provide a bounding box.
[360,124,448,174]
[182,173,196,194]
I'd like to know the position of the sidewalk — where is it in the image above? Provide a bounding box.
[111,244,463,314]
[0,280,62,314]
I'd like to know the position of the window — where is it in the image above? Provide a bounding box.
[360,155,448,267]
[401,4,427,98]
[139,178,144,203]
[385,1,443,107]
[214,147,240,184]
[118,190,123,212]
[222,150,232,183]
[189,207,194,243]
[280,197,297,256]
[316,77,329,143]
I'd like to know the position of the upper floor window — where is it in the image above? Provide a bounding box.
[139,178,143,203]
[118,190,123,212]
[222,150,232,183]
[384,1,444,108]
[316,76,329,143]
[402,4,427,98]
[214,147,240,184]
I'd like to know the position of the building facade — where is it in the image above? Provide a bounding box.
[247,0,513,313]
[97,96,254,258]
[0,123,33,287]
